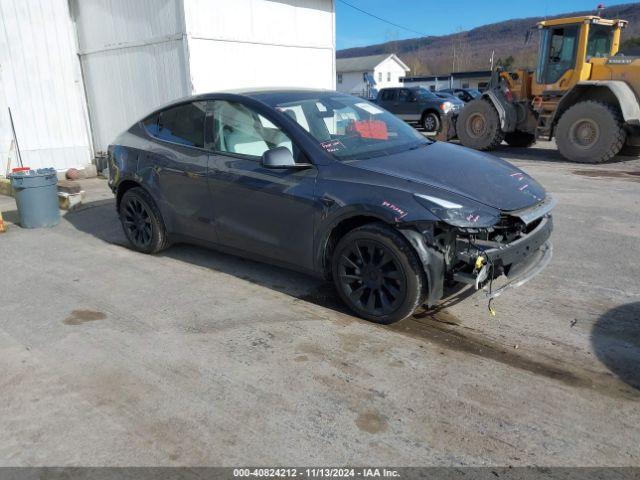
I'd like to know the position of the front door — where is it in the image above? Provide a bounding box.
[205,100,319,271]
[536,25,580,88]
[396,88,420,121]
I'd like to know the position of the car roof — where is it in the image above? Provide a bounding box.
[141,88,348,118]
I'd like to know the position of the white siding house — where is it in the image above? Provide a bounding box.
[336,53,409,98]
[0,0,336,171]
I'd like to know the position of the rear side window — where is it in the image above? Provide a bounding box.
[380,90,396,101]
[143,102,206,148]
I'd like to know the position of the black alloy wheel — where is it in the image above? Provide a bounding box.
[119,187,169,254]
[337,240,406,316]
[123,196,153,250]
[332,223,426,324]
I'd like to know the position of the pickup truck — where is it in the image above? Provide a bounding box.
[375,87,463,133]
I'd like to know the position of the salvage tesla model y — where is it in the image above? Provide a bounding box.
[108,89,554,324]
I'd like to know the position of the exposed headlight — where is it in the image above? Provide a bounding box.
[440,101,453,114]
[414,193,500,228]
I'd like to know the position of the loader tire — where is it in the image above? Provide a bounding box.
[555,101,626,163]
[505,131,536,148]
[457,98,504,151]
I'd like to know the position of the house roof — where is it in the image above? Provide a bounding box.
[336,54,410,73]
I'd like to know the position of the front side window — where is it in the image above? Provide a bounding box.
[144,102,206,148]
[263,93,428,161]
[398,89,411,102]
[209,101,294,159]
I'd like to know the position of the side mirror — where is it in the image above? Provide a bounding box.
[261,147,312,169]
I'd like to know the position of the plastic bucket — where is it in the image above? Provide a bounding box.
[9,168,60,228]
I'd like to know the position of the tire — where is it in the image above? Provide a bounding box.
[504,131,536,148]
[555,101,626,163]
[331,223,426,324]
[619,145,640,157]
[619,138,640,157]
[119,187,169,254]
[457,98,504,150]
[422,111,441,133]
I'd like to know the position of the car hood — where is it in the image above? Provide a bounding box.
[349,141,546,211]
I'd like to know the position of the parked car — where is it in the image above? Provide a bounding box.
[439,88,482,103]
[434,92,466,110]
[109,89,554,324]
[375,87,462,132]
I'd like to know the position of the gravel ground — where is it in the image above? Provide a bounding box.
[0,141,638,466]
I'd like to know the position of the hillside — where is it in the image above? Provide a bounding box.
[337,3,640,75]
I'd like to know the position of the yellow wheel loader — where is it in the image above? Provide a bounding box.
[457,15,640,163]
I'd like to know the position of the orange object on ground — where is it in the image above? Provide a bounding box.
[0,211,6,233]
[350,120,389,140]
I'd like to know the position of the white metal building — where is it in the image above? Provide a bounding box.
[0,0,336,172]
[402,70,492,92]
[0,0,92,171]
[336,53,409,98]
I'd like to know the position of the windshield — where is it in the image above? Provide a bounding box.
[265,93,430,161]
[415,88,436,100]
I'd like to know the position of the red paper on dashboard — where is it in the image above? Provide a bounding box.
[349,120,388,140]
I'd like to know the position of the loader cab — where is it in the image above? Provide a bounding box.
[535,17,624,90]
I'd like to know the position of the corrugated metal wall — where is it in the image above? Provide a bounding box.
[186,0,336,93]
[0,0,92,171]
[72,0,191,154]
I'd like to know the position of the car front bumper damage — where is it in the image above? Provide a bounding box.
[401,214,553,307]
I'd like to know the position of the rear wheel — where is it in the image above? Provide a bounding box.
[505,131,536,148]
[119,187,169,254]
[555,101,626,163]
[331,223,426,324]
[457,98,504,150]
[422,112,441,132]
[619,136,640,157]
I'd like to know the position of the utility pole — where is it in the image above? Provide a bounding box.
[490,50,495,70]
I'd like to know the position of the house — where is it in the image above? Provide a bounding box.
[336,53,410,98]
[402,70,492,92]
[0,0,336,172]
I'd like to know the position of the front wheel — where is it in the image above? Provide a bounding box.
[422,112,441,132]
[456,98,504,151]
[331,223,426,324]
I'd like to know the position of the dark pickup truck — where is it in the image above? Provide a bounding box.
[375,87,463,133]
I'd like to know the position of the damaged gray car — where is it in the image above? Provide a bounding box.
[108,89,554,324]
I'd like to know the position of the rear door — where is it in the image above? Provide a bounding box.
[377,89,397,112]
[141,102,214,240]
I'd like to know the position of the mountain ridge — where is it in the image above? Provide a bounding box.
[337,3,640,75]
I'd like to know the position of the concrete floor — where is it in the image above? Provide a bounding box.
[0,142,639,466]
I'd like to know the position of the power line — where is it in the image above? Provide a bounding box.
[337,0,427,37]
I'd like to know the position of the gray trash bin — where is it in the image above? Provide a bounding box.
[9,168,60,228]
